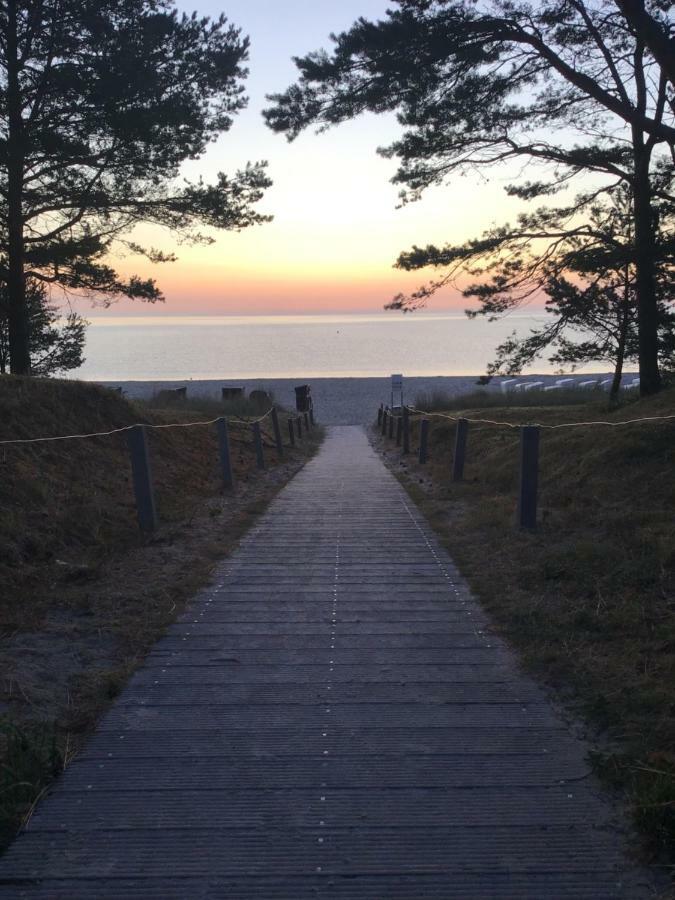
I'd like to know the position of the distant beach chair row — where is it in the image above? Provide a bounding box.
[152,385,273,405]
[500,376,640,393]
[222,387,273,405]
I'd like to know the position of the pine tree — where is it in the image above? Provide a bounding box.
[0,1,272,374]
[0,280,86,375]
[266,0,675,394]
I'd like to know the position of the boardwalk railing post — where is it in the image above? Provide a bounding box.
[304,411,310,431]
[310,408,315,426]
[127,425,157,532]
[288,417,296,447]
[396,415,402,447]
[418,418,430,464]
[297,415,303,439]
[377,404,383,427]
[518,425,540,529]
[271,407,284,458]
[402,407,410,454]
[452,418,469,482]
[215,417,234,490]
[382,407,388,436]
[253,421,265,470]
[388,412,394,440]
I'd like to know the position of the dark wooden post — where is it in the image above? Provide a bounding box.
[309,408,315,426]
[296,415,303,439]
[418,418,430,464]
[452,418,469,482]
[518,425,540,529]
[252,421,265,470]
[402,407,410,454]
[288,417,296,447]
[377,404,383,427]
[271,407,284,458]
[127,425,157,532]
[304,411,310,431]
[215,417,234,490]
[382,408,388,436]
[396,415,402,447]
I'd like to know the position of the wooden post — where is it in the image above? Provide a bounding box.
[418,418,430,464]
[304,411,310,431]
[127,425,157,532]
[288,417,296,447]
[296,415,303,439]
[252,421,265,470]
[382,408,388,436]
[377,404,383,427]
[518,425,540,529]
[452,418,469,482]
[388,412,394,440]
[309,408,315,426]
[215,417,234,490]
[402,407,410,454]
[271,407,284,458]
[396,415,402,447]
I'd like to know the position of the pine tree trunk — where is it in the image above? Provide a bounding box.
[610,295,630,403]
[632,136,660,396]
[6,0,30,375]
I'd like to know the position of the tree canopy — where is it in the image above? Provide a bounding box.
[412,184,675,396]
[0,0,271,374]
[265,0,675,394]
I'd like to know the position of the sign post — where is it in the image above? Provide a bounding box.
[391,373,403,410]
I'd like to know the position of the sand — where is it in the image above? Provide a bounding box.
[99,373,629,425]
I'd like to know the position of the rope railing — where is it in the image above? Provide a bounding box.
[2,404,317,533]
[0,406,278,447]
[376,398,675,531]
[407,406,675,431]
[228,406,276,428]
[0,418,221,446]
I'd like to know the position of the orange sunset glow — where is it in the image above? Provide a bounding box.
[89,0,526,318]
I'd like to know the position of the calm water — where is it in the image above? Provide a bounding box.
[73,312,592,381]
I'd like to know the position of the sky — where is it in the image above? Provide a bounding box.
[101,0,526,317]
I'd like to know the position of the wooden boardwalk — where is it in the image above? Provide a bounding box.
[0,427,656,897]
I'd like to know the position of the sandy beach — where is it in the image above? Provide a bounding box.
[100,373,629,424]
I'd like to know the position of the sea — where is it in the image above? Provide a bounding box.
[72,312,598,381]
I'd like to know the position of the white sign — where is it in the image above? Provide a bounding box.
[391,373,403,409]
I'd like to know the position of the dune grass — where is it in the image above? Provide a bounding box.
[375,389,675,862]
[141,389,276,420]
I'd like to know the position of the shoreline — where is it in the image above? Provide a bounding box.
[96,373,636,425]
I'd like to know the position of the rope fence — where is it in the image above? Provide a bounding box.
[0,407,277,447]
[2,405,317,533]
[406,407,675,431]
[377,401,675,531]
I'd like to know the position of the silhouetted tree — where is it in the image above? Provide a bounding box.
[0,280,86,375]
[265,0,675,395]
[0,1,271,374]
[615,0,675,93]
[393,183,675,398]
